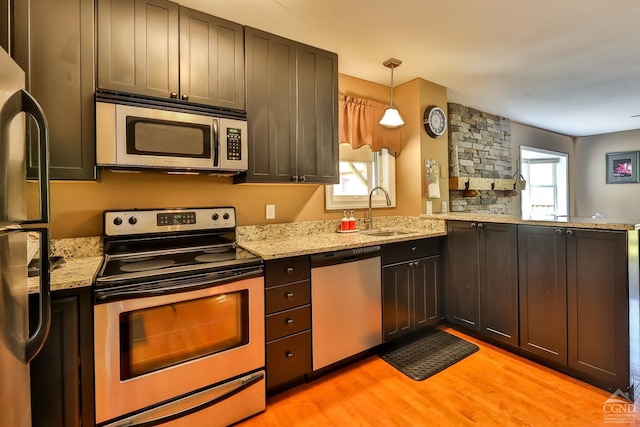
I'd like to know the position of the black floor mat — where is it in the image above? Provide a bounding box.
[379,329,479,381]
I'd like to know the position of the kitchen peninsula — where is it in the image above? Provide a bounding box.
[25,212,640,425]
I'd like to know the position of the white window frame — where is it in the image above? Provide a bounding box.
[325,148,396,210]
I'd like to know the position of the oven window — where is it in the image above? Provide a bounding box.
[126,117,211,158]
[119,290,248,380]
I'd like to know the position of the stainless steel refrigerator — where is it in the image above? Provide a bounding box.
[0,47,51,426]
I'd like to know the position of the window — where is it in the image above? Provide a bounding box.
[520,147,568,217]
[325,144,396,210]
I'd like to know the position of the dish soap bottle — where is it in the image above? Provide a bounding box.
[340,210,349,231]
[348,210,357,230]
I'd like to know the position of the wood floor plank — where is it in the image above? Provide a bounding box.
[241,327,639,426]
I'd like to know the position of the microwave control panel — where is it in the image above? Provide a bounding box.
[226,128,242,161]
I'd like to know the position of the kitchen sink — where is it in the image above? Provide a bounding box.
[362,230,410,237]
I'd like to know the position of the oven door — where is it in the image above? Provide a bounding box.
[94,274,264,424]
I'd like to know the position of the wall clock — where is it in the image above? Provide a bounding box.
[424,105,447,138]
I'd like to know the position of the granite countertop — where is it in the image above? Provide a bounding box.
[238,229,446,260]
[28,256,103,294]
[27,236,103,294]
[427,213,639,231]
[236,216,447,260]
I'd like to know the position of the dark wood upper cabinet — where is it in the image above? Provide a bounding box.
[13,0,96,179]
[0,0,8,52]
[240,27,338,184]
[97,0,179,100]
[179,7,244,109]
[97,0,244,109]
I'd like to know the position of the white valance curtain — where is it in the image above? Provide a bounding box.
[339,95,402,154]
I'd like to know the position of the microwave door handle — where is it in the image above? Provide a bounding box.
[213,118,219,167]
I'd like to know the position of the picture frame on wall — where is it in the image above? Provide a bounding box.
[606,151,639,184]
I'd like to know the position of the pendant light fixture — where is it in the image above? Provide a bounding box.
[379,58,404,128]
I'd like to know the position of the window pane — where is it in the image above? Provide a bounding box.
[529,163,554,186]
[334,161,369,196]
[530,187,556,213]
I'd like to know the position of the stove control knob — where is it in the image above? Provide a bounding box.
[223,213,230,220]
[212,213,219,221]
[128,216,137,225]
[113,217,123,226]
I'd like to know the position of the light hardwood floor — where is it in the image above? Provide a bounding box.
[240,327,639,426]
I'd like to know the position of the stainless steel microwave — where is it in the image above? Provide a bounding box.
[96,102,248,173]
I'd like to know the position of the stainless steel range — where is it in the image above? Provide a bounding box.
[93,207,265,427]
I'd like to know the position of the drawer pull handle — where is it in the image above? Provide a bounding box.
[285,351,294,359]
[286,267,294,275]
[411,247,417,251]
[285,318,294,325]
[285,292,294,299]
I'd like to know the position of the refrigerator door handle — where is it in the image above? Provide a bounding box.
[25,227,51,362]
[11,89,50,224]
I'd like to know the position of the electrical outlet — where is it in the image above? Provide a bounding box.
[266,204,276,220]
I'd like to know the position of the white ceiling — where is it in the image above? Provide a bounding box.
[182,0,640,137]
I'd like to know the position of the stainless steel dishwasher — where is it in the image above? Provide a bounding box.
[311,246,382,371]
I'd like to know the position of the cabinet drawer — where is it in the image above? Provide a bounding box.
[265,281,311,314]
[266,306,311,341]
[266,331,311,390]
[382,238,440,265]
[265,256,310,287]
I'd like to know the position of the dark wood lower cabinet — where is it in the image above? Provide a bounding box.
[446,221,518,347]
[382,255,440,343]
[264,256,312,393]
[29,288,94,427]
[518,225,568,364]
[567,229,629,392]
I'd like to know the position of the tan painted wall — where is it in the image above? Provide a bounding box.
[393,78,449,216]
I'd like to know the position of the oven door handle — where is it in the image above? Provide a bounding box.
[103,371,264,427]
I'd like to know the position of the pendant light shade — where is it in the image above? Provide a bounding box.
[379,58,404,128]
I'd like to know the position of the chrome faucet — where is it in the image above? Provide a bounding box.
[365,186,392,230]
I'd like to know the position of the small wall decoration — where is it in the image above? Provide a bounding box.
[606,151,639,184]
[425,159,441,198]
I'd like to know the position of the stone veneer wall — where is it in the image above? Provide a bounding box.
[448,103,514,214]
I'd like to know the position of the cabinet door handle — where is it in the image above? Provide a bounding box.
[291,176,299,182]
[555,229,563,234]
[477,223,484,229]
[285,351,295,359]
[170,92,178,99]
[285,318,294,325]
[414,260,420,266]
[471,223,477,228]
[566,229,574,236]
[411,246,417,251]
[181,94,189,101]
[299,175,306,182]
[285,292,294,299]
[286,267,294,275]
